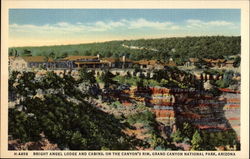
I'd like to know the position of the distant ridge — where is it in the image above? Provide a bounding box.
[10,35,240,48]
[9,36,240,62]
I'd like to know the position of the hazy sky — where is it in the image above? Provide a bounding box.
[9,9,240,47]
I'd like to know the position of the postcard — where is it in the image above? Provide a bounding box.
[1,0,249,158]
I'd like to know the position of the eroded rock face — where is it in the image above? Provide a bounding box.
[9,86,240,150]
[173,89,240,142]
[119,86,240,141]
[220,90,240,141]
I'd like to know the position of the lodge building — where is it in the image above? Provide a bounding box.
[9,55,238,71]
[9,55,176,70]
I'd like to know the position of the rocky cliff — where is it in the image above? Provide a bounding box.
[119,87,240,142]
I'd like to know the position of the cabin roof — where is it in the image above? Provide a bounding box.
[74,61,108,65]
[225,60,235,64]
[119,58,133,63]
[62,56,98,61]
[211,59,226,63]
[164,61,176,66]
[101,58,117,63]
[101,57,133,63]
[20,56,54,62]
[136,60,160,65]
[189,58,199,63]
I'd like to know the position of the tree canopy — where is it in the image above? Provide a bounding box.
[9,36,240,62]
[8,70,144,150]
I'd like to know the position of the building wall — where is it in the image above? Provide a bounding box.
[11,58,28,70]
[224,63,234,68]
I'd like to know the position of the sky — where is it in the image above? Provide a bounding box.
[9,9,240,47]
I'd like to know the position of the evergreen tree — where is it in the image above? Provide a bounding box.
[182,122,194,140]
[49,52,56,59]
[22,49,32,56]
[233,56,241,67]
[191,130,203,150]
[9,48,14,56]
[100,71,117,88]
[171,129,184,143]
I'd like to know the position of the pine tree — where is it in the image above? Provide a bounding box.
[171,129,184,143]
[191,130,203,150]
[22,49,32,56]
[100,71,117,88]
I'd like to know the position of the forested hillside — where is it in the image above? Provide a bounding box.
[9,68,239,150]
[9,36,240,63]
[8,70,148,150]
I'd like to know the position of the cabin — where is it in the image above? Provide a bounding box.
[136,60,165,70]
[203,58,235,68]
[210,59,226,67]
[164,58,177,67]
[102,56,134,69]
[101,58,117,68]
[118,56,134,69]
[185,58,199,67]
[189,58,199,66]
[224,60,235,68]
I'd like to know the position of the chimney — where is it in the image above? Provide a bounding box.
[122,55,126,62]
[122,55,126,69]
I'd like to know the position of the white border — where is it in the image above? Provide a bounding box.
[1,0,249,158]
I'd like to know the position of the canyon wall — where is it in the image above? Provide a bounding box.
[120,87,240,141]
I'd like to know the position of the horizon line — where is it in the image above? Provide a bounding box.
[9,35,240,48]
